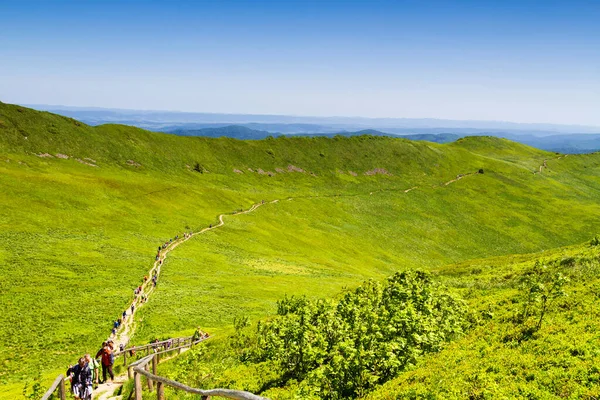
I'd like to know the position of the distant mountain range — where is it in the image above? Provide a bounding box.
[25,104,600,153]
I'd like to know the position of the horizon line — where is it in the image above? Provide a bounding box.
[20,102,600,131]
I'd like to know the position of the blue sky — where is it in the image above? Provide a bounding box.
[1,0,599,125]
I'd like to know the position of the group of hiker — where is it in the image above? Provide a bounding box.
[66,341,114,400]
[156,232,194,258]
[65,230,213,398]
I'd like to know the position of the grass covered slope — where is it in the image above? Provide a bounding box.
[365,240,600,399]
[2,102,600,397]
[155,240,600,399]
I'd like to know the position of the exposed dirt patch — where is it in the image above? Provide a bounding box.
[364,168,391,176]
[127,159,142,167]
[247,168,254,172]
[37,153,54,158]
[55,153,69,159]
[287,164,305,173]
[256,168,276,176]
[348,170,358,176]
[233,168,243,174]
[275,167,285,173]
[76,158,98,167]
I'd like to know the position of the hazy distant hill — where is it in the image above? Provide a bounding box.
[24,104,600,153]
[167,125,462,144]
[26,104,600,134]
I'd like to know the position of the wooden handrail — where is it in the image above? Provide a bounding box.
[117,336,193,356]
[41,374,66,400]
[125,336,268,399]
[133,361,268,400]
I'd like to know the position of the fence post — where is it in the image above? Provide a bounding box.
[123,352,127,366]
[156,381,165,400]
[146,363,154,391]
[58,377,66,400]
[134,371,142,400]
[128,365,133,380]
[152,354,158,375]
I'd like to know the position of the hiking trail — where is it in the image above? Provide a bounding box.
[73,166,508,399]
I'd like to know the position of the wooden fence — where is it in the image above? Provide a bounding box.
[129,344,269,400]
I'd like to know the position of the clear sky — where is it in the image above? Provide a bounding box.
[1,0,599,125]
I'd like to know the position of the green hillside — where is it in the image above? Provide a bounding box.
[364,240,600,399]
[2,102,600,398]
[157,240,600,399]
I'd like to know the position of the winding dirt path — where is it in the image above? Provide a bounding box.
[534,155,565,174]
[93,202,267,399]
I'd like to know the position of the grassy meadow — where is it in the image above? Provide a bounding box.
[2,102,600,398]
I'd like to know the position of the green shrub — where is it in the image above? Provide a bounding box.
[246,271,468,399]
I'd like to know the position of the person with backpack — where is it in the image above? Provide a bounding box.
[68,357,93,399]
[84,353,100,388]
[96,341,115,384]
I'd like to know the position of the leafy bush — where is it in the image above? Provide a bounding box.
[245,271,468,399]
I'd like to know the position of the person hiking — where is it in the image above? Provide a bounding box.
[84,353,100,388]
[192,327,205,342]
[97,341,115,384]
[94,342,106,363]
[69,357,93,400]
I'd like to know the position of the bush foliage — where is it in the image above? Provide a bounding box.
[241,271,467,399]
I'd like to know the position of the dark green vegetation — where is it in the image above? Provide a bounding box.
[250,271,467,399]
[2,101,600,398]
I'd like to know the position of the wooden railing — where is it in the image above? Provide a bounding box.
[40,374,66,400]
[119,336,195,369]
[130,344,269,400]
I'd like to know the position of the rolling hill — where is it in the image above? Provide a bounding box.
[2,101,600,398]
